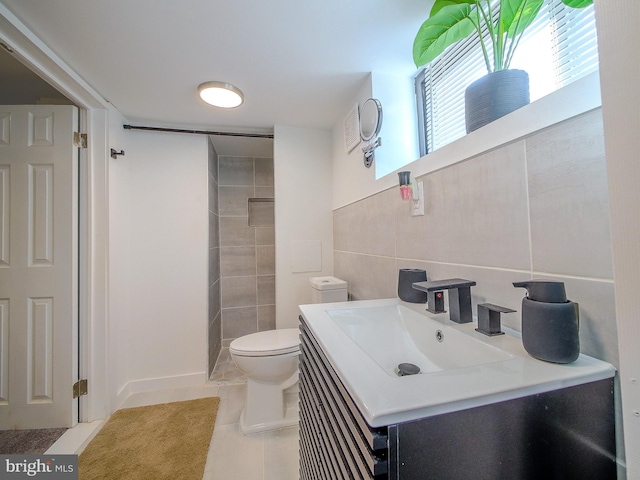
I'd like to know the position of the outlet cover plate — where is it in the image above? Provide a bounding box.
[411,181,425,216]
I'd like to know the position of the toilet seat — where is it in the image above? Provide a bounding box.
[230,328,299,357]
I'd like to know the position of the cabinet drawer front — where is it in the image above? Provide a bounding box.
[300,318,389,479]
[300,386,347,479]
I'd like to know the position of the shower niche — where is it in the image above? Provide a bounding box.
[248,198,275,227]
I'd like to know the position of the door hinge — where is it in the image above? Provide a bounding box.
[73,379,88,398]
[74,132,88,148]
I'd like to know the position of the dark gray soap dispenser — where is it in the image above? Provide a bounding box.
[513,281,580,363]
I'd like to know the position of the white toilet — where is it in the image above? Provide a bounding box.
[229,276,347,434]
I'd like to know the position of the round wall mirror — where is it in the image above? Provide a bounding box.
[359,98,383,141]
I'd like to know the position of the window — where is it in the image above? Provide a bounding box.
[415,1,599,155]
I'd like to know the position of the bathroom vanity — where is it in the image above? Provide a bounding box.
[298,298,616,480]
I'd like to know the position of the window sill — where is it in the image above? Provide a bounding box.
[394,71,601,181]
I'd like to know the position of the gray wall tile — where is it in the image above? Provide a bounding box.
[256,227,275,246]
[333,205,351,252]
[221,276,257,308]
[347,189,397,257]
[208,311,221,375]
[257,245,275,275]
[208,139,219,181]
[258,305,276,331]
[219,186,254,216]
[255,186,274,198]
[527,110,613,278]
[209,210,219,249]
[417,141,530,269]
[220,216,254,246]
[222,307,257,338]
[257,275,276,305]
[219,156,254,186]
[209,279,221,325]
[208,172,218,213]
[333,251,351,296]
[209,247,220,286]
[220,246,256,276]
[348,254,397,300]
[255,158,274,186]
[394,197,430,261]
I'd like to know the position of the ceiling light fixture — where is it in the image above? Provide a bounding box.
[198,81,244,108]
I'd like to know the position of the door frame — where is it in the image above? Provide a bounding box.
[0,5,111,421]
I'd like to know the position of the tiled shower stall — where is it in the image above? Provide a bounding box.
[208,140,276,376]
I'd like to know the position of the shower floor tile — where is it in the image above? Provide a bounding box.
[210,347,247,385]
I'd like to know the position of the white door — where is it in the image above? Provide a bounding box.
[0,105,79,429]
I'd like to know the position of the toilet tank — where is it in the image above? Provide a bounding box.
[310,276,348,303]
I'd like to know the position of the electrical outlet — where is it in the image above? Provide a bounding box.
[411,181,425,216]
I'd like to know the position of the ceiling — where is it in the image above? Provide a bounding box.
[0,0,428,155]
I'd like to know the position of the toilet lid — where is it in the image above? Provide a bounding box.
[229,328,300,357]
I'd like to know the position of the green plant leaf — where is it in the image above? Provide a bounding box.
[502,0,544,38]
[561,0,593,7]
[413,3,475,67]
[430,0,475,16]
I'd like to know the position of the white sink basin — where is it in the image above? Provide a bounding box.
[299,298,615,427]
[328,304,512,377]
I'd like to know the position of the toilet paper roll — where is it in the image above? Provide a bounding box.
[398,269,428,303]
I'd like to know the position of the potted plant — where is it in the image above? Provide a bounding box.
[413,0,594,133]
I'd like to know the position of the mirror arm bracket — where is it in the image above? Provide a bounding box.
[362,137,381,168]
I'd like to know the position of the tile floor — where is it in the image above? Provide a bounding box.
[203,346,299,480]
[49,345,300,480]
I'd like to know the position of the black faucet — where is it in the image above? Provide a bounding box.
[412,278,477,324]
[475,303,516,336]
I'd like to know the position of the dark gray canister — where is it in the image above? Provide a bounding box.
[513,281,580,364]
[465,69,530,133]
[398,269,427,303]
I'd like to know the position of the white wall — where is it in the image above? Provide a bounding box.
[595,0,640,476]
[332,72,420,208]
[109,124,209,405]
[274,125,334,328]
[332,78,374,208]
[370,72,420,179]
[107,104,130,406]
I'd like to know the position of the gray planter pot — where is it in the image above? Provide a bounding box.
[465,69,530,133]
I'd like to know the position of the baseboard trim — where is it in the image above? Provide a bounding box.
[115,371,208,409]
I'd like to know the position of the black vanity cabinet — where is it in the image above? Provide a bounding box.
[299,316,616,480]
[299,317,390,479]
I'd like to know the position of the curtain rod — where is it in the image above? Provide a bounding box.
[123,124,274,139]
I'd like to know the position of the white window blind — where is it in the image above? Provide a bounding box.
[415,0,599,155]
